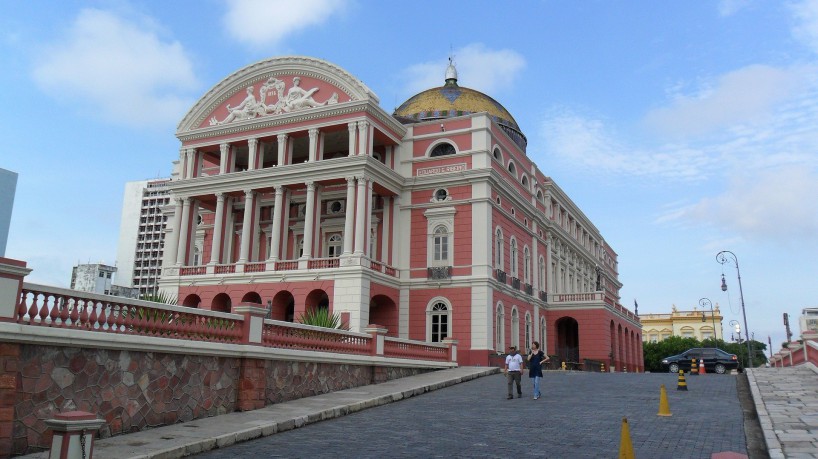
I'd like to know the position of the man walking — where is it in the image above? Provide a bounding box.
[505,346,524,399]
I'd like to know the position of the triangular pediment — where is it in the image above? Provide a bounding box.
[177,56,378,134]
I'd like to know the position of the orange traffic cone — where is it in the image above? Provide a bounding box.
[699,358,706,375]
[618,417,635,459]
[657,384,672,417]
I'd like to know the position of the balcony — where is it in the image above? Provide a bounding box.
[524,283,533,295]
[494,269,507,283]
[539,291,548,302]
[511,277,521,290]
[427,266,452,280]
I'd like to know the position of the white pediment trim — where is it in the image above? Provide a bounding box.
[177,56,379,134]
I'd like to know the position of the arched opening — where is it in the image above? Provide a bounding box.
[370,294,398,336]
[430,142,455,157]
[609,320,616,371]
[211,293,232,313]
[271,291,295,322]
[241,291,262,304]
[181,294,201,308]
[305,289,330,314]
[555,316,579,363]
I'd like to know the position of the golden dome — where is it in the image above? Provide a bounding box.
[393,63,526,150]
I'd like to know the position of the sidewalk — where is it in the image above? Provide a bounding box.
[747,363,818,459]
[18,367,498,459]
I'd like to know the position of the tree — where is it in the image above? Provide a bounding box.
[642,336,699,372]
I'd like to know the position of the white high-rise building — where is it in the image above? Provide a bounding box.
[115,178,171,297]
[0,168,18,257]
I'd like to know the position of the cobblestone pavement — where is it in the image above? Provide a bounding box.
[196,371,747,459]
[748,365,818,459]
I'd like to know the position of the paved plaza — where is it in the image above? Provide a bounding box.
[20,364,818,458]
[195,371,746,459]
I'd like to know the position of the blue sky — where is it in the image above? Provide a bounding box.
[2,0,817,354]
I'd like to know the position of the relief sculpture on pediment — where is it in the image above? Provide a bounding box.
[209,76,339,126]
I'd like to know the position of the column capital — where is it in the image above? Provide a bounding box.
[220,142,230,153]
[244,189,255,198]
[306,182,316,191]
[357,120,369,131]
[247,137,258,147]
[308,128,319,138]
[348,122,358,132]
[345,176,356,184]
[273,184,284,193]
[355,175,367,182]
[277,133,288,142]
[215,192,225,201]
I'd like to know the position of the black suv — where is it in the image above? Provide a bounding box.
[661,347,739,374]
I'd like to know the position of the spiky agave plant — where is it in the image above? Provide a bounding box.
[297,307,349,330]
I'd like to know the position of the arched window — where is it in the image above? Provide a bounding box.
[429,301,450,342]
[540,317,547,347]
[511,308,520,350]
[525,313,532,352]
[493,147,502,162]
[537,190,544,202]
[523,247,531,283]
[327,234,342,258]
[510,238,518,277]
[507,161,516,177]
[521,175,528,187]
[434,225,449,261]
[297,238,304,258]
[430,143,456,157]
[538,256,546,291]
[496,303,505,351]
[495,229,503,269]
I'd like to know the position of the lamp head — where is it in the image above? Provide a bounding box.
[720,274,727,292]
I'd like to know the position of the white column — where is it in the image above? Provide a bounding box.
[532,230,539,291]
[357,121,369,156]
[354,177,367,254]
[219,143,230,174]
[308,128,319,162]
[301,182,316,259]
[343,177,355,255]
[209,193,226,265]
[247,138,258,170]
[164,198,183,266]
[184,149,195,179]
[176,198,191,266]
[277,134,287,166]
[269,186,284,261]
[178,148,187,179]
[380,196,391,263]
[238,190,255,263]
[348,122,357,156]
[364,180,374,256]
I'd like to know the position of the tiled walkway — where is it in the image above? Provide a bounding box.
[747,364,818,458]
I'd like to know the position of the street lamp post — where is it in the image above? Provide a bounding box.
[729,320,743,368]
[699,297,718,340]
[717,250,752,367]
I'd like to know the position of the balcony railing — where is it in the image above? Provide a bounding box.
[179,266,206,276]
[308,258,340,269]
[244,262,266,273]
[524,283,533,295]
[539,291,548,302]
[427,266,452,280]
[511,277,521,290]
[275,261,299,271]
[495,269,507,283]
[214,264,236,274]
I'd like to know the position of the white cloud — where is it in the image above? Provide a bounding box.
[718,0,752,16]
[539,110,715,180]
[400,44,526,98]
[223,0,346,47]
[661,166,818,242]
[32,9,198,128]
[643,64,807,139]
[790,0,818,54]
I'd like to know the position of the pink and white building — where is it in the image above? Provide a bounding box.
[158,56,642,370]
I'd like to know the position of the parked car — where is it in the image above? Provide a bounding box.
[661,347,739,374]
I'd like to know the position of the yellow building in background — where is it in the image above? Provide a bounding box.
[641,304,723,342]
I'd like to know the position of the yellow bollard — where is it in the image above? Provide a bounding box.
[601,363,606,373]
[618,417,635,459]
[561,361,566,371]
[677,370,688,391]
[657,384,672,417]
[690,358,698,375]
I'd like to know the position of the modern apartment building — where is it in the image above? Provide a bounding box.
[115,178,171,297]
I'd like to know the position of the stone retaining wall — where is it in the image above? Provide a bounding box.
[3,343,431,457]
